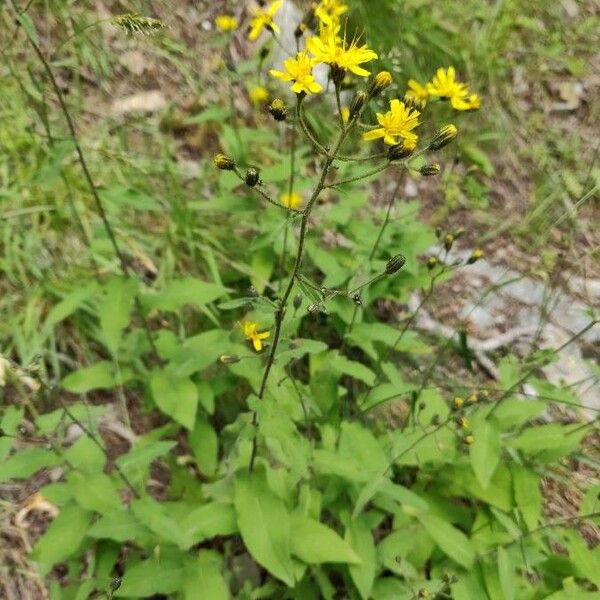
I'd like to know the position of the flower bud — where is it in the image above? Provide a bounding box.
[269,98,287,121]
[466,393,478,404]
[352,293,362,306]
[293,294,302,311]
[435,226,443,238]
[219,354,240,364]
[244,167,260,187]
[387,142,414,162]
[110,578,122,592]
[369,71,393,97]
[419,163,440,177]
[444,233,454,252]
[349,90,368,120]
[426,256,438,270]
[330,65,345,87]
[429,124,458,150]
[467,249,483,264]
[385,254,406,275]
[214,153,235,170]
[453,396,464,409]
[463,434,475,445]
[259,46,270,60]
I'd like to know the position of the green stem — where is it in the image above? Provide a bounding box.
[249,112,356,471]
[327,163,390,188]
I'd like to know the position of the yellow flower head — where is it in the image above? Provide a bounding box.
[249,85,269,104]
[314,0,349,27]
[270,51,322,95]
[427,67,480,112]
[405,78,428,107]
[362,99,420,146]
[280,191,303,209]
[248,0,282,41]
[215,15,238,32]
[242,321,270,352]
[307,25,378,77]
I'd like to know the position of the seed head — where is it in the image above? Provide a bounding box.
[214,153,235,170]
[244,167,260,187]
[269,98,287,121]
[385,254,406,275]
[429,124,458,150]
[419,163,441,177]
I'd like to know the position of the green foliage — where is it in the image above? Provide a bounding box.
[0,1,598,599]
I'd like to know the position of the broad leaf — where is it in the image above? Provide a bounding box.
[150,368,198,430]
[234,470,295,586]
[470,420,501,488]
[417,513,474,568]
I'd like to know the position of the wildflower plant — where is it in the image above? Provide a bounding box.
[2,1,599,599]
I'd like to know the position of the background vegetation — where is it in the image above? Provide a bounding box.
[0,1,599,599]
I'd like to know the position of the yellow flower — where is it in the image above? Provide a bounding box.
[306,26,377,77]
[242,321,270,352]
[249,85,269,104]
[215,15,238,32]
[280,191,303,209]
[362,99,420,146]
[405,78,428,107]
[270,51,322,95]
[314,0,349,27]
[426,66,480,112]
[248,0,282,41]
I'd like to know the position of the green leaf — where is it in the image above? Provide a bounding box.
[511,465,541,530]
[234,469,295,586]
[141,277,228,313]
[469,420,501,489]
[0,406,24,461]
[62,361,116,393]
[251,247,275,294]
[182,502,238,547]
[417,513,474,568]
[31,505,93,575]
[150,368,198,430]
[116,558,184,597]
[347,515,376,600]
[72,472,122,514]
[43,283,97,331]
[507,423,587,462]
[290,515,360,564]
[497,547,515,600]
[17,14,38,43]
[97,277,138,355]
[131,497,188,548]
[183,551,230,600]
[189,417,218,476]
[0,448,59,482]
[88,510,150,543]
[330,352,376,386]
[116,440,176,476]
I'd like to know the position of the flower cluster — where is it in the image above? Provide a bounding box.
[406,67,480,112]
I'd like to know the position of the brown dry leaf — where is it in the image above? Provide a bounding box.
[14,494,59,529]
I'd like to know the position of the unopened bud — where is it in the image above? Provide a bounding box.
[0,427,5,438]
[214,153,235,170]
[269,98,287,121]
[467,249,483,264]
[369,71,393,97]
[387,142,414,162]
[349,91,367,120]
[419,163,440,177]
[110,578,122,592]
[219,354,240,365]
[429,124,458,150]
[385,254,406,275]
[453,396,464,409]
[455,416,470,429]
[293,294,302,311]
[352,293,362,306]
[464,434,475,445]
[466,393,478,404]
[330,65,345,87]
[426,256,438,270]
[418,589,431,598]
[454,228,466,240]
[244,167,260,187]
[477,390,490,402]
[435,226,443,238]
[444,233,454,252]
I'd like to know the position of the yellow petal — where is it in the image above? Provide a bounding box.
[362,128,385,141]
